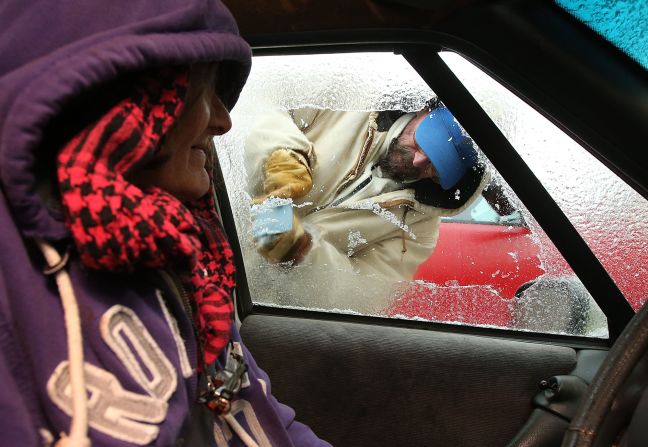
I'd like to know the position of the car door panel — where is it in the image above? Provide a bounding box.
[241,314,577,446]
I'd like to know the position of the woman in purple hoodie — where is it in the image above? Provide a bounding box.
[0,1,330,446]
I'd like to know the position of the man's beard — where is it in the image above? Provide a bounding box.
[377,137,426,183]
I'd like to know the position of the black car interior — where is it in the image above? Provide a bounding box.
[220,0,648,445]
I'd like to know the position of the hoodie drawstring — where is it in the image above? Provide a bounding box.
[221,414,260,447]
[37,240,258,447]
[200,355,259,447]
[37,239,91,447]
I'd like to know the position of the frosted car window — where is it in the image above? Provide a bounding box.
[440,51,648,313]
[216,52,608,338]
[227,53,434,113]
[444,194,521,225]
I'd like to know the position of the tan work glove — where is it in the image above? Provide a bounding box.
[254,213,311,264]
[262,149,313,199]
[253,149,313,264]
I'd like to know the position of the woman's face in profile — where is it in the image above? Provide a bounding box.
[136,63,232,202]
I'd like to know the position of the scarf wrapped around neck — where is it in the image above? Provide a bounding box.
[57,68,235,366]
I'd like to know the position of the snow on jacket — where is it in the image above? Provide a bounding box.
[245,108,488,311]
[0,1,329,446]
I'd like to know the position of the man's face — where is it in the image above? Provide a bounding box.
[378,111,438,183]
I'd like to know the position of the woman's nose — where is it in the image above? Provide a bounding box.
[208,94,232,136]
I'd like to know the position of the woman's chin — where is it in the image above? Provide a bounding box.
[175,170,210,202]
[193,173,211,199]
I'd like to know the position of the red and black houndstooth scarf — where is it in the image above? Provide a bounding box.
[57,68,235,366]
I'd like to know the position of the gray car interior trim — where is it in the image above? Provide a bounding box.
[241,314,577,446]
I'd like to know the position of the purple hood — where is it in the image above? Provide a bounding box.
[0,0,251,240]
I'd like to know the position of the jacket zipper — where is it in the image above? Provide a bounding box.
[401,207,410,254]
[335,122,376,195]
[306,174,373,216]
[377,198,415,208]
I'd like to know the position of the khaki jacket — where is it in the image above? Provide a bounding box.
[246,108,488,311]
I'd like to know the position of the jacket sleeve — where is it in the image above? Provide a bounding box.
[232,325,332,446]
[245,108,319,198]
[267,395,332,447]
[0,349,41,446]
[251,363,333,447]
[0,272,42,447]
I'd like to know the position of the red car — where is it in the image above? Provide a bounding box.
[387,191,646,328]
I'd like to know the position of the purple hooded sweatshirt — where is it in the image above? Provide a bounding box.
[0,1,331,446]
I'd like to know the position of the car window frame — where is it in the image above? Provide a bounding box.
[216,40,635,349]
[403,46,633,338]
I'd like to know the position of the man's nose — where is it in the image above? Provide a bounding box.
[208,94,232,136]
